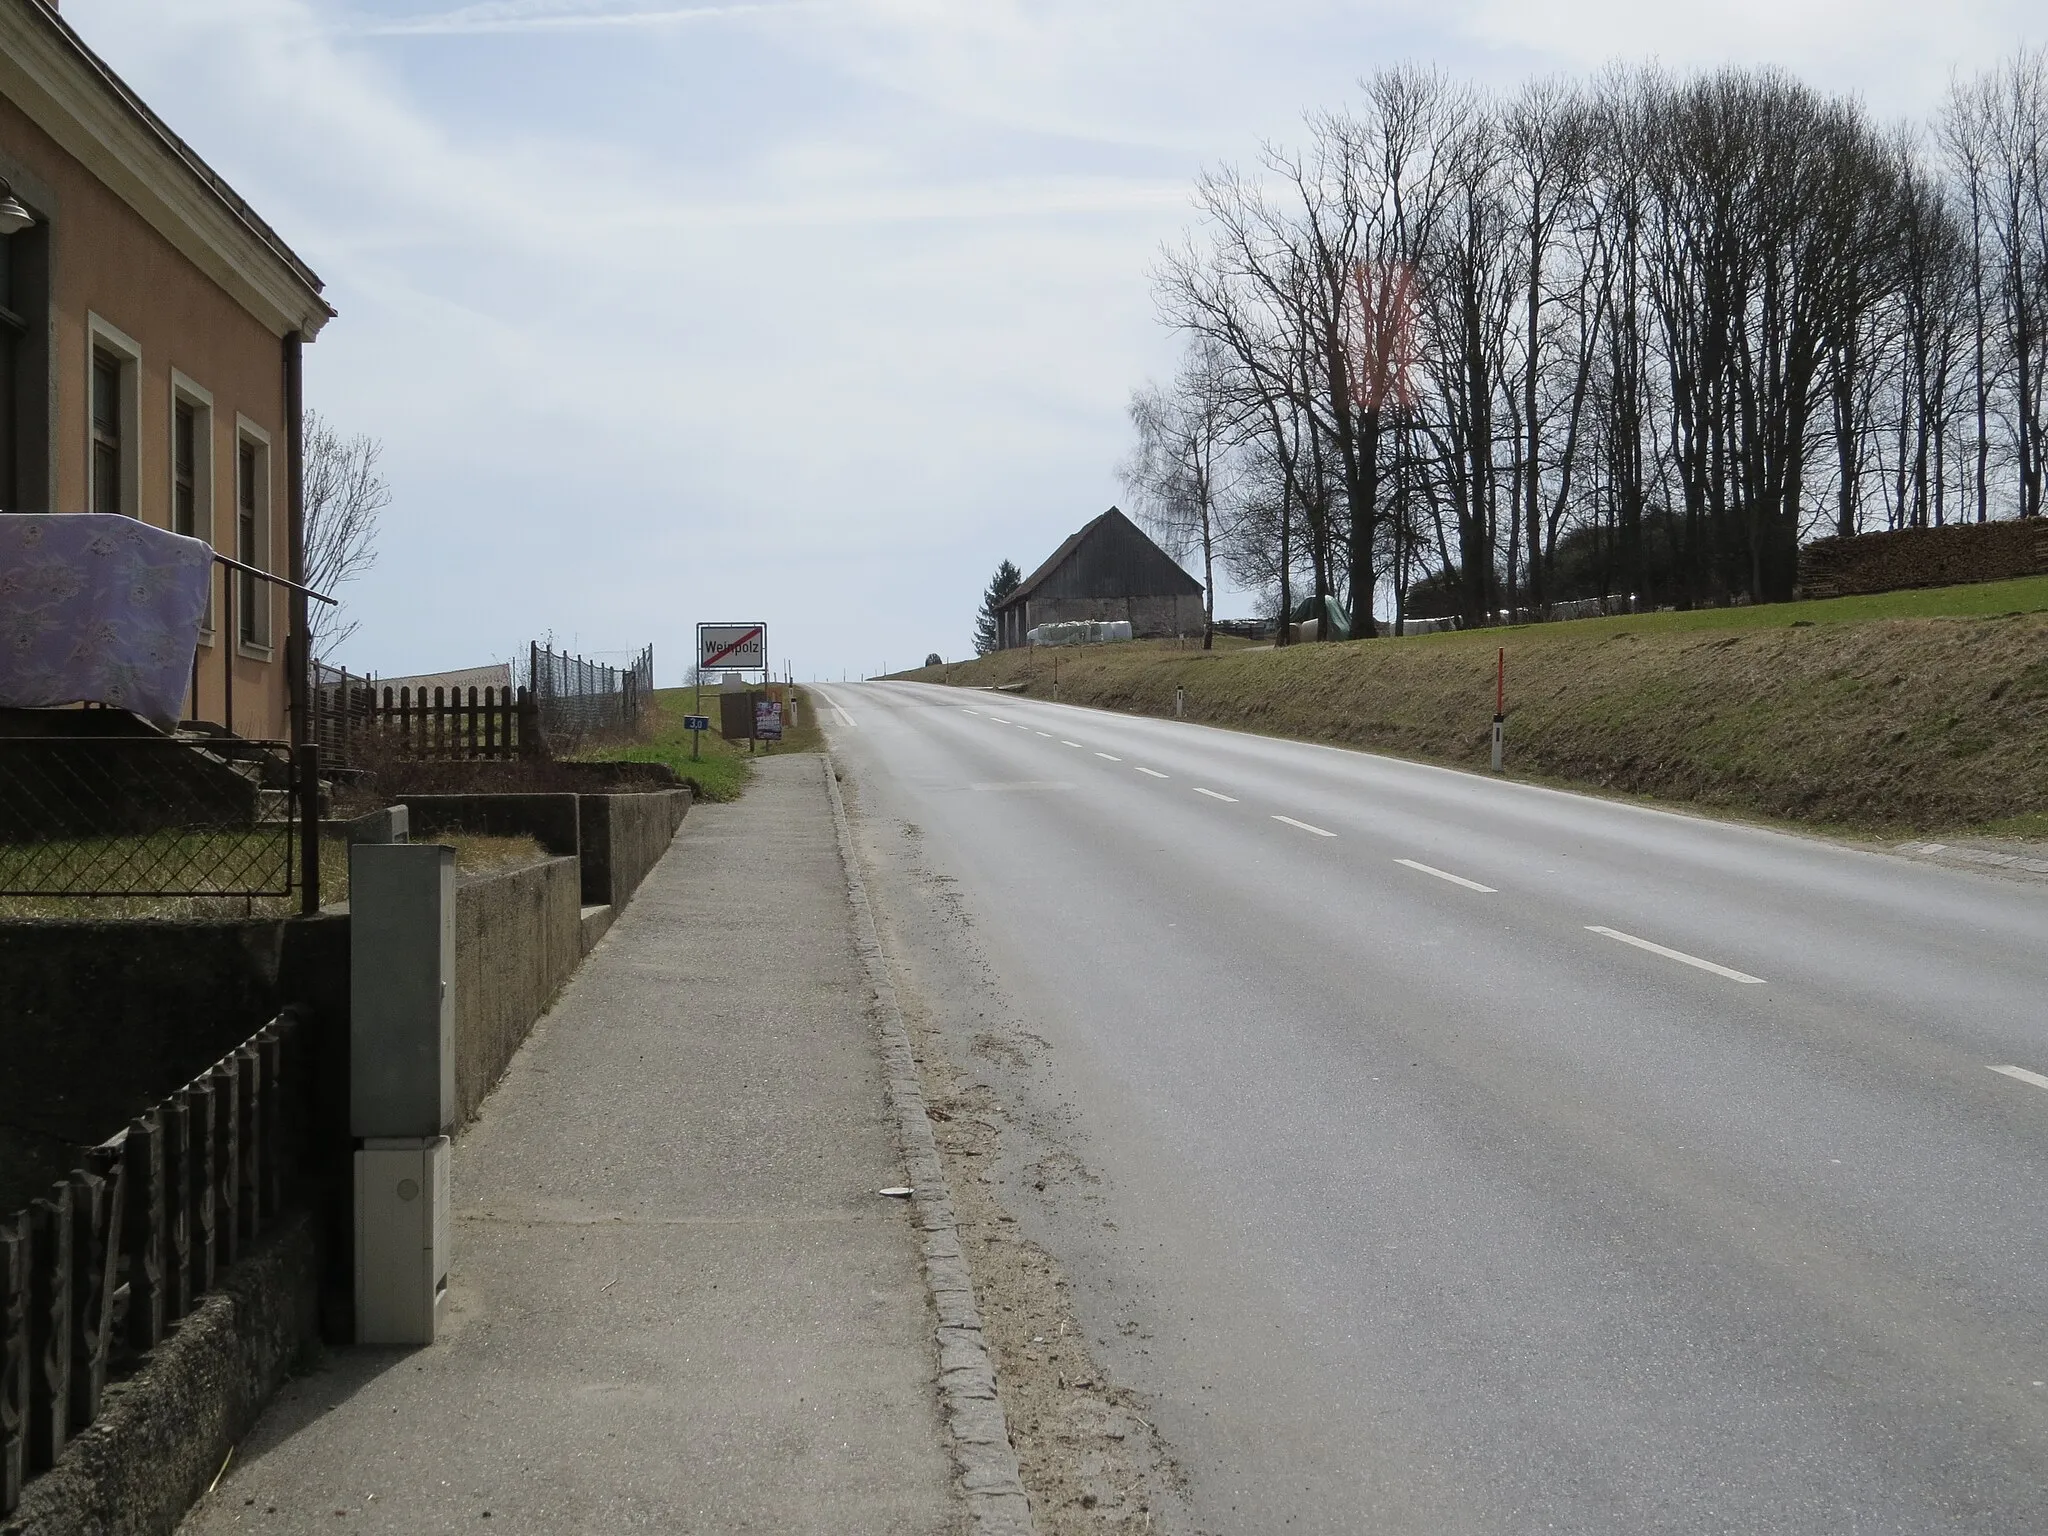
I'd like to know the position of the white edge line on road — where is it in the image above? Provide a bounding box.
[1061,741,1085,748]
[1273,815,1336,838]
[1989,1064,2048,1093]
[1193,788,1238,802]
[1395,858,1497,893]
[1586,926,1765,984]
[1134,767,1169,778]
[1095,752,1122,761]
[823,695,857,727]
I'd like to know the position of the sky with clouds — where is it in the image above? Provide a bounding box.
[62,0,2040,681]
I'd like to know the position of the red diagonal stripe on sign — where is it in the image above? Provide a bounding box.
[703,627,762,668]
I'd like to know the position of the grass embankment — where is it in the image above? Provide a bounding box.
[599,685,823,802]
[899,576,2048,837]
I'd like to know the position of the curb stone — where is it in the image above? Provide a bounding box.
[824,755,1035,1535]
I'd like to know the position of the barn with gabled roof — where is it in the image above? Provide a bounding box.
[992,506,1204,649]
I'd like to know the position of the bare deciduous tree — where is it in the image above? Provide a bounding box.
[1120,339,1236,647]
[1130,54,2048,634]
[302,411,390,660]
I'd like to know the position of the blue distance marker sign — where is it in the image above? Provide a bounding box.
[682,715,711,732]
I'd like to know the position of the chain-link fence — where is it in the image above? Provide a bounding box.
[0,735,297,898]
[519,641,653,748]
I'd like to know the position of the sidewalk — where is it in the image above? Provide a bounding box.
[183,756,959,1534]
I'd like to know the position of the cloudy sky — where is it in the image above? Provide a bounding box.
[66,0,2038,681]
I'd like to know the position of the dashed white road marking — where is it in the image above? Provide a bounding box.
[1061,741,1085,748]
[1395,859,1497,893]
[1036,731,1053,737]
[1989,1064,2048,1094]
[1193,788,1238,802]
[1134,767,1169,778]
[962,707,982,715]
[1095,752,1123,761]
[1272,815,1336,838]
[1586,926,1765,984]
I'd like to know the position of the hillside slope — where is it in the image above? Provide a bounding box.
[900,586,2048,834]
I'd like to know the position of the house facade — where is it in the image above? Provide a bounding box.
[0,0,333,739]
[993,506,1205,649]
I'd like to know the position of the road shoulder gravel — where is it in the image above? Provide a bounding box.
[830,752,1191,1536]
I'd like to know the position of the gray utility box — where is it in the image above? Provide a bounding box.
[350,842,456,1138]
[355,1136,451,1344]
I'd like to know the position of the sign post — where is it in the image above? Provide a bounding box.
[682,714,710,759]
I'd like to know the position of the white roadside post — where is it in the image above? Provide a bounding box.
[1491,647,1506,772]
[1175,686,1185,719]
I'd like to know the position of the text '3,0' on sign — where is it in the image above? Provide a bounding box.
[698,623,766,671]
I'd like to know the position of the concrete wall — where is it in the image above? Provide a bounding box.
[451,854,584,1124]
[400,793,580,857]
[577,789,689,907]
[398,788,689,910]
[0,1214,319,1536]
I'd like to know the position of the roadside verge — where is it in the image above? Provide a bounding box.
[824,759,1034,1535]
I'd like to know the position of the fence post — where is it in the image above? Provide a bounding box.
[122,1113,164,1355]
[2,1211,28,1512]
[516,686,543,762]
[186,1080,216,1295]
[161,1097,192,1322]
[68,1158,121,1430]
[298,742,321,917]
[210,1060,239,1267]
[236,1045,263,1247]
[27,1188,70,1472]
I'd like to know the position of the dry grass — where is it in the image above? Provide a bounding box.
[902,601,2048,836]
[602,685,825,802]
[0,831,549,921]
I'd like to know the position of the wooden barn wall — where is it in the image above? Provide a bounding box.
[1032,520,1200,601]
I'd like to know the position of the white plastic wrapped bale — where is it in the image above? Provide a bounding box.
[1025,620,1135,646]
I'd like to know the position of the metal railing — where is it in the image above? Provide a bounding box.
[0,735,300,899]
[0,1009,308,1515]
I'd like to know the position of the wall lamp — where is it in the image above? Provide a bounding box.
[0,179,37,236]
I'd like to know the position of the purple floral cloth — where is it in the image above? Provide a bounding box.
[0,514,212,728]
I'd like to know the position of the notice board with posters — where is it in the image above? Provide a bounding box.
[754,696,784,742]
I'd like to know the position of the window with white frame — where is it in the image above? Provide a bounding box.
[234,418,271,651]
[171,371,215,634]
[85,314,140,518]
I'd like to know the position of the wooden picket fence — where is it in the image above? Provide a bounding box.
[312,674,543,767]
[0,1009,307,1514]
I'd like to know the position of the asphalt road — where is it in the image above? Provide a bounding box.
[811,678,2048,1535]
